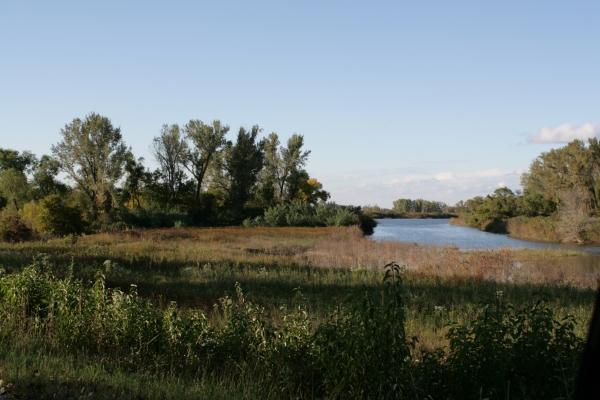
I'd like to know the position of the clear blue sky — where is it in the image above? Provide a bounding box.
[1,1,599,207]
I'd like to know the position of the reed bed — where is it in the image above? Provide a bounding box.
[0,226,597,398]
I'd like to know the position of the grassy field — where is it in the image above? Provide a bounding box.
[0,226,597,399]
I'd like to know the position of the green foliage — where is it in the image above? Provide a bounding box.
[6,115,343,232]
[467,187,518,231]
[0,148,36,174]
[121,156,147,208]
[0,260,585,399]
[245,202,376,233]
[262,133,311,203]
[221,126,265,210]
[314,262,414,398]
[393,198,448,213]
[183,119,229,212]
[51,113,131,218]
[0,168,29,212]
[151,124,188,209]
[440,297,582,399]
[29,155,68,200]
[36,194,84,237]
[522,139,596,209]
[0,214,32,243]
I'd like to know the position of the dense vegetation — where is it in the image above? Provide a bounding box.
[0,227,593,399]
[363,199,455,219]
[0,113,374,240]
[391,198,452,213]
[453,138,600,243]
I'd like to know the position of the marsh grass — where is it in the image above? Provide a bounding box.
[0,226,597,398]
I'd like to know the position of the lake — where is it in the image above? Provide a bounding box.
[371,218,600,253]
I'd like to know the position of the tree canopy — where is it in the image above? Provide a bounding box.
[0,113,336,236]
[51,113,131,218]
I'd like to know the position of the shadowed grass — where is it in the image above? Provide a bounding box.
[0,226,597,398]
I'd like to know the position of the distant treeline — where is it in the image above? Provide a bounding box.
[0,112,375,240]
[392,198,451,213]
[452,138,600,243]
[363,198,455,219]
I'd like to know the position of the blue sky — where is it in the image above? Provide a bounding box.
[1,1,599,207]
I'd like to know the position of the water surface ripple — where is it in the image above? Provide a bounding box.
[371,219,600,253]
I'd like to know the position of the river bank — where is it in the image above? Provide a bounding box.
[450,214,600,244]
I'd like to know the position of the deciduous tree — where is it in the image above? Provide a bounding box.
[52,113,131,219]
[0,168,29,212]
[220,126,265,210]
[264,133,311,202]
[183,119,229,212]
[151,124,187,208]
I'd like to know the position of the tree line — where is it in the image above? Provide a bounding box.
[0,112,375,240]
[454,138,600,242]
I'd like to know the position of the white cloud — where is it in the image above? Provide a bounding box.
[527,122,600,144]
[324,168,524,207]
[435,172,454,181]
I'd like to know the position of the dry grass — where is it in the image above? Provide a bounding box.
[0,225,596,397]
[302,233,600,289]
[2,225,596,289]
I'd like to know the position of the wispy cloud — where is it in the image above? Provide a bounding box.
[323,168,524,207]
[526,123,600,144]
[317,167,426,182]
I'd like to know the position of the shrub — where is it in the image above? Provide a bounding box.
[433,296,583,399]
[36,194,84,236]
[314,262,414,398]
[0,213,32,242]
[246,202,377,234]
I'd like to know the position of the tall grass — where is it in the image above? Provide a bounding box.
[0,226,597,398]
[0,261,586,399]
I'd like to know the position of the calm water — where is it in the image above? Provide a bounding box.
[371,219,600,253]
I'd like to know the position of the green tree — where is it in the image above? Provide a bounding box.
[471,187,517,226]
[122,157,147,208]
[264,133,311,202]
[0,168,29,212]
[36,194,84,236]
[183,119,229,213]
[51,113,131,219]
[0,148,36,174]
[151,124,187,208]
[521,139,594,211]
[220,126,265,211]
[30,155,67,199]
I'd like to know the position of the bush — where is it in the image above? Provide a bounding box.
[415,296,583,399]
[0,214,32,242]
[314,263,413,398]
[245,201,377,234]
[36,194,84,237]
[124,205,188,228]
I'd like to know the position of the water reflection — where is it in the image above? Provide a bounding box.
[371,219,600,253]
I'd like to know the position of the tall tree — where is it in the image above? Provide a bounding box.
[521,139,594,211]
[0,148,36,211]
[183,119,229,212]
[0,148,36,174]
[30,155,67,199]
[264,133,311,202]
[0,168,29,212]
[151,124,187,208]
[51,113,131,218]
[221,126,265,210]
[122,157,147,208]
